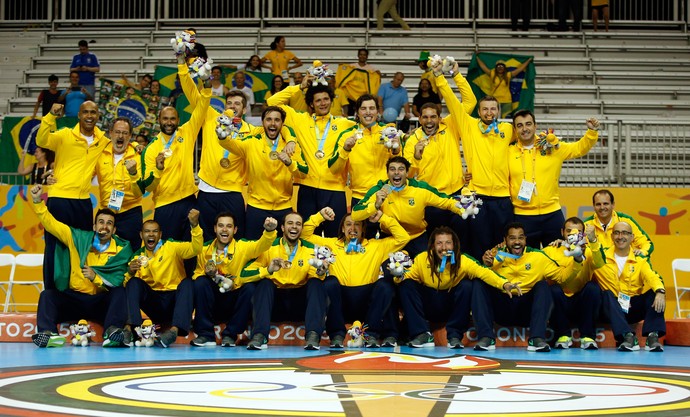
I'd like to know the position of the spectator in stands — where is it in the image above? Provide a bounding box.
[37,101,110,291]
[125,210,203,348]
[557,0,583,31]
[70,40,100,98]
[150,79,161,96]
[509,111,600,248]
[399,227,518,348]
[121,73,153,92]
[411,78,441,117]
[134,134,149,153]
[337,49,381,116]
[416,51,438,93]
[475,55,532,118]
[230,71,255,112]
[261,36,302,76]
[262,74,288,108]
[32,74,61,119]
[29,184,132,349]
[243,55,263,72]
[376,0,411,30]
[377,72,412,132]
[209,66,229,97]
[17,147,55,185]
[511,0,531,31]
[591,0,610,31]
[585,221,666,352]
[58,71,93,118]
[584,190,654,257]
[474,222,583,352]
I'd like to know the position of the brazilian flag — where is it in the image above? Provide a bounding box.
[467,52,536,118]
[153,65,179,97]
[0,116,77,175]
[221,68,273,103]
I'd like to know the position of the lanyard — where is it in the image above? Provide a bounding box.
[152,239,163,255]
[496,250,520,262]
[520,146,538,184]
[212,242,230,264]
[223,131,239,158]
[92,234,109,253]
[439,251,456,273]
[314,116,332,154]
[162,131,177,151]
[389,184,406,192]
[283,239,299,263]
[269,134,281,153]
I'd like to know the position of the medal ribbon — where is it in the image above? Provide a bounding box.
[479,120,499,134]
[283,239,299,263]
[162,131,177,151]
[439,251,456,273]
[345,238,362,254]
[314,115,332,156]
[495,250,520,262]
[212,243,229,265]
[152,239,163,255]
[92,234,109,253]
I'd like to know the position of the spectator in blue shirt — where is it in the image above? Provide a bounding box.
[70,40,100,98]
[377,72,412,132]
[58,71,93,117]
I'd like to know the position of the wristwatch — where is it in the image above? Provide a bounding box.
[656,289,666,294]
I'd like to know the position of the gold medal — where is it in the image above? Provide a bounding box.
[282,260,292,269]
[138,255,149,267]
[220,158,230,168]
[315,150,325,160]
[162,149,173,158]
[269,151,279,160]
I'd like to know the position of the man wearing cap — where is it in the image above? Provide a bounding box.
[417,51,438,93]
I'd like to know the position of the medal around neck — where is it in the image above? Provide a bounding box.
[269,151,279,160]
[162,149,173,158]
[315,150,325,160]
[220,157,230,168]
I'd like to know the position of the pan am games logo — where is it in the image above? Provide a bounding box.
[0,352,689,417]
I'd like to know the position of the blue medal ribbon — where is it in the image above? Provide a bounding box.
[92,234,109,253]
[152,239,163,255]
[479,120,499,134]
[439,251,456,273]
[162,131,177,151]
[283,239,299,263]
[345,238,362,254]
[314,116,332,156]
[495,250,520,262]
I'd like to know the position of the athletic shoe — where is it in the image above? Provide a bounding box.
[304,331,321,350]
[247,333,267,350]
[329,334,345,348]
[381,336,397,347]
[122,326,133,347]
[473,337,496,351]
[447,337,464,349]
[408,332,434,348]
[618,332,640,351]
[102,326,126,348]
[155,328,178,348]
[364,335,380,348]
[221,335,236,347]
[190,336,216,347]
[554,335,572,349]
[527,337,551,352]
[580,336,598,350]
[645,332,663,352]
[32,331,66,348]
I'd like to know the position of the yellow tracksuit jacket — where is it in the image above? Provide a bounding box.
[95,143,146,213]
[490,248,582,293]
[590,243,664,296]
[583,212,654,257]
[405,252,508,292]
[239,238,326,288]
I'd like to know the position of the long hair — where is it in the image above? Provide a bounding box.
[427,227,461,285]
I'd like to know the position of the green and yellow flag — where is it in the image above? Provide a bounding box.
[467,52,536,118]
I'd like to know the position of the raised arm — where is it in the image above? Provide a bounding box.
[510,57,533,78]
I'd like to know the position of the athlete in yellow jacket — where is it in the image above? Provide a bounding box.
[190,214,278,347]
[124,209,203,348]
[510,110,600,248]
[302,207,410,348]
[399,227,518,349]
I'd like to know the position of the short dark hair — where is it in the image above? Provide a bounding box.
[593,189,615,205]
[48,74,58,82]
[504,222,525,238]
[78,40,88,48]
[564,217,585,229]
[214,211,237,226]
[419,102,440,115]
[211,65,222,73]
[262,106,286,121]
[305,84,334,109]
[110,117,133,134]
[226,90,247,109]
[357,48,369,56]
[512,109,535,124]
[141,219,159,231]
[386,156,411,171]
[95,208,116,223]
[281,211,303,225]
[354,94,379,122]
[478,95,499,108]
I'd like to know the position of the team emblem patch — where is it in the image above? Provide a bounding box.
[177,136,184,143]
[298,259,304,267]
[408,198,415,206]
[525,263,532,270]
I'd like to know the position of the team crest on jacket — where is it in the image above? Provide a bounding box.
[408,198,415,206]
[500,132,505,138]
[332,125,338,131]
[177,136,184,143]
[298,259,304,267]
[525,263,531,270]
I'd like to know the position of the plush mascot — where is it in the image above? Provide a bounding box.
[215,109,242,140]
[456,188,483,219]
[170,29,196,57]
[347,320,368,348]
[427,54,457,76]
[134,319,158,347]
[70,319,96,347]
[380,126,402,150]
[562,228,586,258]
[189,56,214,81]
[537,128,560,155]
[307,60,334,86]
[308,244,336,270]
[387,251,413,278]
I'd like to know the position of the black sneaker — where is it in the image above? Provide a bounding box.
[645,332,663,352]
[381,336,397,347]
[155,328,178,348]
[247,333,267,350]
[190,335,216,347]
[304,331,321,350]
[527,337,551,352]
[447,337,464,349]
[122,326,133,347]
[32,331,66,348]
[102,326,126,348]
[329,334,345,348]
[221,335,236,347]
[618,332,640,352]
[474,337,496,351]
[408,332,434,348]
[364,335,380,348]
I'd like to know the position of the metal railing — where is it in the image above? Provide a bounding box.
[1,0,687,25]
[2,119,689,187]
